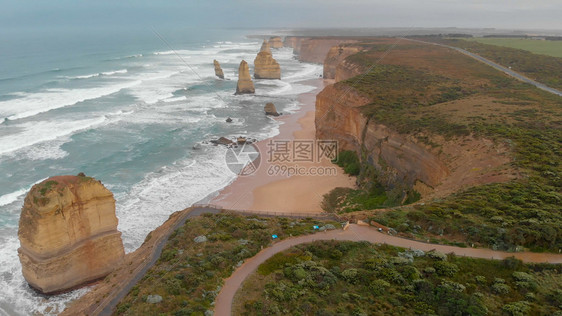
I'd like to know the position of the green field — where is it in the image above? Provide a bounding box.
[464,38,562,58]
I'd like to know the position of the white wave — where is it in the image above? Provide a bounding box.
[0,80,140,121]
[163,96,187,103]
[0,235,89,316]
[0,178,47,207]
[116,146,236,252]
[0,116,108,156]
[67,69,128,80]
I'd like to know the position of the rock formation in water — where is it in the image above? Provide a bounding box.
[213,60,225,79]
[264,102,280,116]
[235,60,255,94]
[268,36,283,48]
[18,175,125,294]
[254,41,281,79]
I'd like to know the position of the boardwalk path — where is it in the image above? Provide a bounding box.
[214,223,562,316]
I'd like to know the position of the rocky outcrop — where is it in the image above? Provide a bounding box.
[18,175,124,294]
[268,36,283,48]
[213,60,224,79]
[284,36,358,64]
[323,45,364,80]
[315,84,449,189]
[235,60,255,94]
[264,102,279,116]
[254,41,281,79]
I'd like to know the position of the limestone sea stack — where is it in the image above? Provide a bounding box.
[18,175,125,294]
[213,59,224,79]
[254,40,281,79]
[264,102,280,116]
[268,36,283,48]
[235,60,255,94]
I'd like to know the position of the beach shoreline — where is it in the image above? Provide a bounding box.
[210,78,355,213]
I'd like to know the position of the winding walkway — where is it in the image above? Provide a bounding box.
[214,224,562,316]
[403,38,562,97]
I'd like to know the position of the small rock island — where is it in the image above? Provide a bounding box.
[18,174,125,294]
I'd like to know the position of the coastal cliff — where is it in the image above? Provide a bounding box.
[268,36,283,48]
[323,45,364,80]
[18,175,124,294]
[254,41,281,79]
[315,84,448,190]
[284,36,357,64]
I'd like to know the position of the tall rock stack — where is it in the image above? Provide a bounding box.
[213,59,225,79]
[268,36,284,48]
[18,175,125,294]
[235,60,255,94]
[254,40,281,79]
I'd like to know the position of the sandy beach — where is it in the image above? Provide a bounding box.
[211,78,355,213]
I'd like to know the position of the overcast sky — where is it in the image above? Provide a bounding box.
[1,0,561,31]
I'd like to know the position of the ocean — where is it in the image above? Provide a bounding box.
[0,27,322,315]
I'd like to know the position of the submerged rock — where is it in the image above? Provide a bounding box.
[254,41,281,79]
[213,59,224,79]
[210,137,235,146]
[264,102,280,116]
[18,174,125,294]
[235,60,255,95]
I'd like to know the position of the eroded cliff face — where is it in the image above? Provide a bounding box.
[316,83,449,192]
[254,41,281,79]
[268,36,283,48]
[236,60,255,94]
[284,36,357,64]
[323,45,364,80]
[18,175,124,294]
[214,60,224,79]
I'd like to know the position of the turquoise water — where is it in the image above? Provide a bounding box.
[0,28,322,315]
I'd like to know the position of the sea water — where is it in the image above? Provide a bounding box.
[0,27,322,315]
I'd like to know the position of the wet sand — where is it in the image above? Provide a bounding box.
[211,79,355,213]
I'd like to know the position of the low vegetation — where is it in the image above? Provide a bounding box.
[322,40,561,252]
[236,241,562,315]
[464,37,562,58]
[418,36,562,90]
[114,213,339,315]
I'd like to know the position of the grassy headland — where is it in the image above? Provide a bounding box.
[322,39,561,252]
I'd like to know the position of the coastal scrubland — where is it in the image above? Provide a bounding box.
[321,39,561,253]
[235,240,562,316]
[113,213,339,315]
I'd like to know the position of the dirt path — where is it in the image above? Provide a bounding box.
[214,224,562,316]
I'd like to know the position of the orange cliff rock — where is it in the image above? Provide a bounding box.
[254,41,281,79]
[235,60,255,94]
[213,59,225,79]
[283,36,358,64]
[315,84,449,190]
[323,45,364,80]
[268,36,283,48]
[18,175,125,294]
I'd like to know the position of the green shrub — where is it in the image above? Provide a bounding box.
[491,283,511,295]
[434,261,459,277]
